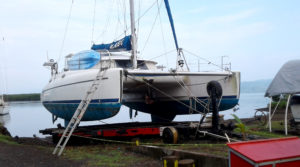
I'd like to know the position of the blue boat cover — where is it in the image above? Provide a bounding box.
[67,50,100,70]
[91,35,132,51]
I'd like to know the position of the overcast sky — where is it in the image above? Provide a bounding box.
[0,0,299,94]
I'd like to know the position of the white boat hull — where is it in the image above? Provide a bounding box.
[41,67,240,122]
[41,68,123,121]
[0,105,9,115]
[122,70,240,121]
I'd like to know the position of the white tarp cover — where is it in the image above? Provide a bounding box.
[265,60,300,97]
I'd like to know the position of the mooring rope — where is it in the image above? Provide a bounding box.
[71,134,227,147]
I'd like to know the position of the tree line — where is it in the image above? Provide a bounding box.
[2,93,40,101]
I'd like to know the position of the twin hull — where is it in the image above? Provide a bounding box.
[41,68,123,121]
[41,69,240,122]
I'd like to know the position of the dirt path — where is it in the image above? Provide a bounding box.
[0,142,85,167]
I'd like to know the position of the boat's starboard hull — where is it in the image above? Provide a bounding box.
[122,70,240,117]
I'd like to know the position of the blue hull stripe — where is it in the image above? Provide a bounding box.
[43,102,121,121]
[196,95,237,99]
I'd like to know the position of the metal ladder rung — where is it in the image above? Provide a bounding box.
[53,69,107,156]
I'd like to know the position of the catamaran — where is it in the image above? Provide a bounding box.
[41,0,240,125]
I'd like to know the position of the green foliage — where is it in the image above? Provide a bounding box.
[0,134,18,145]
[232,114,248,140]
[271,100,287,109]
[3,93,40,102]
[248,130,286,138]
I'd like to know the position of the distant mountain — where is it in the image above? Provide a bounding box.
[241,79,272,93]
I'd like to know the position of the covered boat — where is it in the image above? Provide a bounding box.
[265,60,300,134]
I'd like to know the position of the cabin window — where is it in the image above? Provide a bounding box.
[115,60,148,69]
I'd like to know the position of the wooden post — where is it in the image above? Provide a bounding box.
[178,159,195,167]
[285,94,291,135]
[269,97,272,132]
[163,156,179,167]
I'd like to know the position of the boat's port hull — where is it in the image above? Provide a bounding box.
[41,68,123,121]
[42,100,121,121]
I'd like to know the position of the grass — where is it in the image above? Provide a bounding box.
[168,143,228,157]
[63,144,151,167]
[240,120,291,138]
[0,134,18,145]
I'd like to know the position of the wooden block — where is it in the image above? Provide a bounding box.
[178,159,195,167]
[162,155,179,167]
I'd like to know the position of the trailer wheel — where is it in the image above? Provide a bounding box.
[162,127,178,144]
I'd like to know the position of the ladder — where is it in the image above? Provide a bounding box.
[53,69,106,156]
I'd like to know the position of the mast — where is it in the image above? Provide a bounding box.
[129,0,137,69]
[164,0,179,52]
[164,0,189,71]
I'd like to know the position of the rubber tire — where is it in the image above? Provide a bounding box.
[162,127,178,144]
[206,81,223,98]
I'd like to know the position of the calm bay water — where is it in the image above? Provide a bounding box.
[0,93,268,137]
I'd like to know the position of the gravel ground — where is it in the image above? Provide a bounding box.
[0,142,86,167]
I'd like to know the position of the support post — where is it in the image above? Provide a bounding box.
[269,97,272,132]
[211,90,219,133]
[285,94,291,135]
[129,0,137,69]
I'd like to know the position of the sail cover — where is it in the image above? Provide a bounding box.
[91,35,131,51]
[67,50,100,70]
[265,60,300,97]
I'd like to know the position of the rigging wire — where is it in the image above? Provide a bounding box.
[114,0,123,39]
[147,49,176,61]
[125,74,204,115]
[57,0,74,63]
[95,0,115,42]
[122,0,128,36]
[183,49,229,72]
[156,0,169,67]
[112,0,158,42]
[136,0,141,44]
[91,0,97,44]
[140,1,161,56]
[172,74,210,109]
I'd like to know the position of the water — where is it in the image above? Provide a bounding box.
[0,93,268,137]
